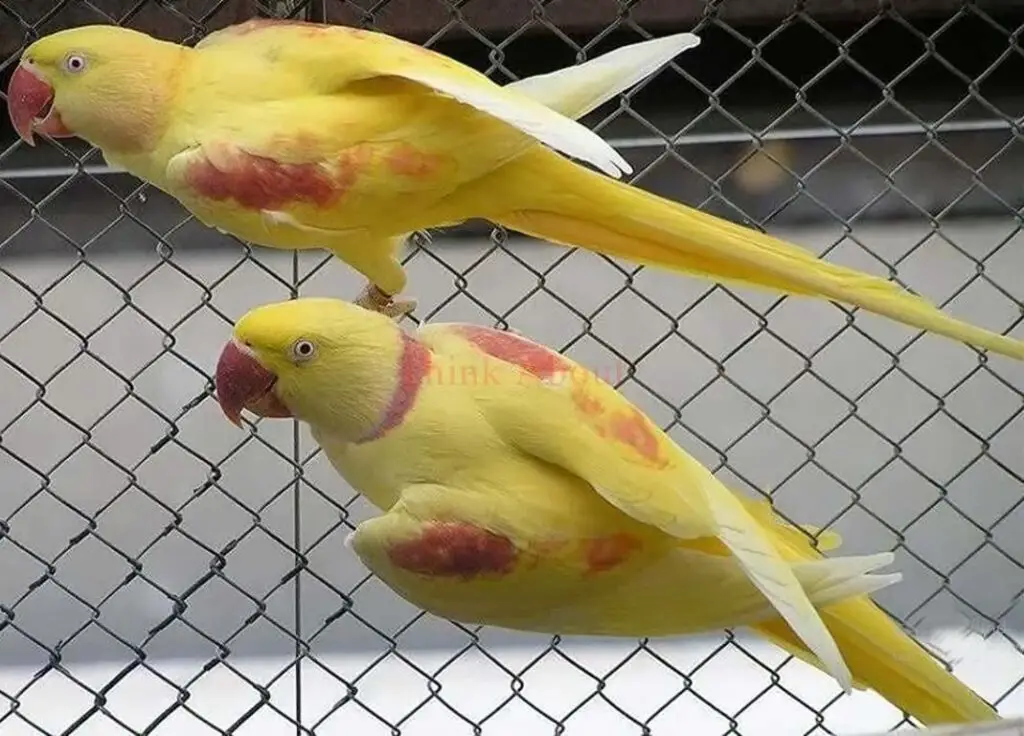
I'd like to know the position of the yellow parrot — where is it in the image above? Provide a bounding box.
[7,20,1024,360]
[212,296,999,726]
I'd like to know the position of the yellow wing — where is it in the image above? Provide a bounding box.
[192,18,629,177]
[168,23,648,233]
[163,95,473,225]
[416,321,855,690]
[416,321,720,536]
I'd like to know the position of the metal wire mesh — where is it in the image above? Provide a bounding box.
[0,0,1023,733]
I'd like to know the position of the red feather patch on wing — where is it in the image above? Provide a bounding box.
[183,142,371,210]
[388,521,518,579]
[454,324,668,466]
[573,386,669,469]
[385,142,446,179]
[584,533,643,573]
[453,325,572,381]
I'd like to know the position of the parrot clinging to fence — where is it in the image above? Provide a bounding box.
[7,20,1024,360]
[212,297,999,726]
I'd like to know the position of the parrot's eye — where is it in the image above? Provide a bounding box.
[63,53,87,74]
[290,339,317,363]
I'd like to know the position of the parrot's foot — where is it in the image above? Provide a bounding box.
[354,283,417,320]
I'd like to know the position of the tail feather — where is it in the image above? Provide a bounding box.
[708,489,853,691]
[490,151,1024,361]
[792,552,902,606]
[739,497,999,725]
[753,600,1000,725]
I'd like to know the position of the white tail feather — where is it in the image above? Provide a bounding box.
[709,489,853,691]
[794,552,902,607]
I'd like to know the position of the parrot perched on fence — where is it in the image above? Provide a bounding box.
[212,297,999,726]
[6,20,696,317]
[7,20,1024,360]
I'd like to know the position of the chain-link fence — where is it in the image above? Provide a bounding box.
[0,0,1023,734]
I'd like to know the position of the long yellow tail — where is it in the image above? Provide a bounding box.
[727,498,1000,725]
[487,147,1024,361]
[753,599,1000,725]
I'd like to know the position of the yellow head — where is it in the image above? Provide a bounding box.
[7,25,186,152]
[214,298,406,435]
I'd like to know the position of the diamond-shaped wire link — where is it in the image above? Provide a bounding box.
[0,0,1022,733]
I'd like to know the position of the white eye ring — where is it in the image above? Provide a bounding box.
[290,339,316,362]
[63,53,87,73]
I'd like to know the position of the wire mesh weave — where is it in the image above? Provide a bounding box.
[0,0,1023,734]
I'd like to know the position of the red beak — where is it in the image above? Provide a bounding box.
[214,339,292,427]
[7,62,71,145]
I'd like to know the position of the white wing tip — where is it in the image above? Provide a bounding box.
[711,493,853,693]
[663,32,702,52]
[875,551,896,568]
[580,141,632,179]
[580,32,707,178]
[606,150,632,178]
[834,662,855,694]
[875,572,903,588]
[617,31,701,56]
[577,32,707,178]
